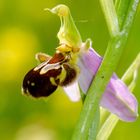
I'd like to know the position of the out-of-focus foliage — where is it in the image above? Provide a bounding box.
[0,0,139,140]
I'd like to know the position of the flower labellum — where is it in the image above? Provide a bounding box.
[22,52,78,98]
[46,4,82,48]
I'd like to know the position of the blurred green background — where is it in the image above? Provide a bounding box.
[0,0,140,140]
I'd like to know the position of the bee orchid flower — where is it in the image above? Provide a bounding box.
[22,4,138,122]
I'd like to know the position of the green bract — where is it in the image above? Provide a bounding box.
[46,4,82,48]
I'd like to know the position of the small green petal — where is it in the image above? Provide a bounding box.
[46,4,82,48]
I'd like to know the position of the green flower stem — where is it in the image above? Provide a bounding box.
[72,0,139,140]
[96,53,140,140]
[115,0,121,8]
[115,0,131,29]
[96,114,119,140]
[128,70,138,91]
[122,0,140,33]
[99,108,110,128]
[100,0,120,37]
[122,53,140,84]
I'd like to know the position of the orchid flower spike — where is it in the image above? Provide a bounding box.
[22,4,138,122]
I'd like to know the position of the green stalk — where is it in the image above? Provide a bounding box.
[122,0,140,33]
[122,53,140,84]
[96,53,140,140]
[100,0,120,37]
[115,0,131,29]
[99,108,110,128]
[72,0,139,140]
[96,114,119,140]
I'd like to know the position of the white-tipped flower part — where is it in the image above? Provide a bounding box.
[63,81,81,102]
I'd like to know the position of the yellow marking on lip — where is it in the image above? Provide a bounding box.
[50,77,57,86]
[56,44,72,53]
[35,52,52,63]
[56,44,80,53]
[56,65,67,84]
